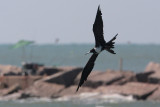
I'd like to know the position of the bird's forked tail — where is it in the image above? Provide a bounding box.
[105,33,118,54]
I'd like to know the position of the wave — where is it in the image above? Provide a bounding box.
[54,92,135,104]
[0,97,53,104]
[15,97,53,103]
[0,92,135,104]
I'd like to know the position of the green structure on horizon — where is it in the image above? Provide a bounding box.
[12,40,34,49]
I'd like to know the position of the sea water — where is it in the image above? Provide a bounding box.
[0,44,160,72]
[0,44,160,107]
[0,98,160,107]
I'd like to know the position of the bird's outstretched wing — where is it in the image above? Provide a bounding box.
[76,53,99,92]
[93,6,106,47]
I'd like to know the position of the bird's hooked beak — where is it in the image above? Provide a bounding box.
[85,51,90,55]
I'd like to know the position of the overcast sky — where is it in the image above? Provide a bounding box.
[0,0,160,44]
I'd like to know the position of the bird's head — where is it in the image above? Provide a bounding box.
[85,48,95,55]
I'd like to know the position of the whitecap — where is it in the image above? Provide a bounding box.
[54,92,135,104]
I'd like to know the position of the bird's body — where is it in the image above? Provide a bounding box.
[94,46,102,54]
[76,6,118,92]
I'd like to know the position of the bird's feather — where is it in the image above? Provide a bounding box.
[93,6,106,47]
[76,53,98,92]
[106,34,118,45]
[105,34,118,54]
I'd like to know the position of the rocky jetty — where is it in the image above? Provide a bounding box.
[0,65,21,76]
[0,62,160,101]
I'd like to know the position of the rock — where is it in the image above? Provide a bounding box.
[112,71,136,85]
[0,82,8,89]
[148,73,160,84]
[41,67,82,87]
[0,91,32,100]
[0,76,42,89]
[23,81,65,98]
[75,70,101,82]
[0,92,22,101]
[57,66,80,71]
[94,82,158,100]
[57,85,94,97]
[37,66,62,76]
[145,62,160,84]
[147,85,160,101]
[136,71,155,83]
[145,62,160,72]
[92,70,124,85]
[0,65,21,76]
[74,71,102,88]
[75,70,125,88]
[2,84,21,96]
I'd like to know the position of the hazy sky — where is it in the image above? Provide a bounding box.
[0,0,160,44]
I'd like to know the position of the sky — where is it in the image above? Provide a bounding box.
[0,0,160,44]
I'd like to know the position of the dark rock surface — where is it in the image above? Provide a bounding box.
[75,70,129,88]
[37,66,65,76]
[136,71,155,83]
[42,67,82,87]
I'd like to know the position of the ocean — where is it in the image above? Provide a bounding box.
[0,44,160,72]
[0,98,160,107]
[0,44,160,107]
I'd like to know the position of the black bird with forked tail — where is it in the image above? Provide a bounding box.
[76,6,118,92]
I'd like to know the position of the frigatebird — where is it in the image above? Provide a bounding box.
[76,6,118,92]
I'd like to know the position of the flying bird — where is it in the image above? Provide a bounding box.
[76,6,118,92]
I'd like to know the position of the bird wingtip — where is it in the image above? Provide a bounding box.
[98,5,101,10]
[76,86,80,92]
[114,33,118,38]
